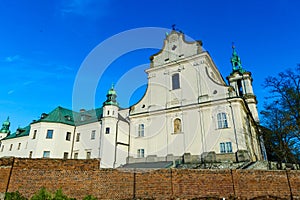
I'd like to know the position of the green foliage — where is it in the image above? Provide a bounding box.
[5,191,27,200]
[52,189,70,200]
[30,187,52,200]
[5,188,95,200]
[83,195,97,200]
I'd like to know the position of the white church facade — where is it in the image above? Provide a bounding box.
[0,30,264,168]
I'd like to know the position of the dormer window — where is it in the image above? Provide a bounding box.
[172,73,180,90]
[64,115,72,121]
[41,113,48,119]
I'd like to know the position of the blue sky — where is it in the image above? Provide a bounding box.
[1,0,300,132]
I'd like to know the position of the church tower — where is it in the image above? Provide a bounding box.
[0,117,11,139]
[100,85,119,167]
[226,45,259,122]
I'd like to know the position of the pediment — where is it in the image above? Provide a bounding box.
[150,31,203,68]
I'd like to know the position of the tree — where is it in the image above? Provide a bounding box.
[260,65,300,165]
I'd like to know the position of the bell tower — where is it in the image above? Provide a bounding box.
[100,84,119,167]
[227,45,259,122]
[0,117,11,139]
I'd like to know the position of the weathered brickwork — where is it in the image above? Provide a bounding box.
[232,170,291,199]
[0,158,299,199]
[172,169,235,199]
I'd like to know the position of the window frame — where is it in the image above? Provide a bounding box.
[63,152,69,159]
[33,130,37,139]
[43,151,50,158]
[46,129,54,139]
[91,130,96,140]
[74,152,79,159]
[137,149,145,158]
[66,132,72,141]
[86,151,91,159]
[105,127,110,134]
[138,124,144,137]
[171,73,180,90]
[220,142,233,153]
[76,133,80,142]
[217,112,228,129]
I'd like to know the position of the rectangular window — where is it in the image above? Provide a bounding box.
[138,124,144,137]
[33,130,37,139]
[63,152,69,159]
[1,145,4,152]
[105,127,110,134]
[86,151,91,159]
[220,143,226,153]
[76,133,80,142]
[43,151,50,158]
[217,113,228,129]
[91,130,96,140]
[172,73,180,90]
[137,149,145,158]
[226,142,232,153]
[46,130,53,139]
[66,132,71,141]
[17,143,21,150]
[74,152,78,159]
[29,151,33,158]
[220,142,232,153]
[9,144,13,151]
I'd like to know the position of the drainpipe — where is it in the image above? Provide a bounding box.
[113,119,120,168]
[98,120,103,168]
[228,100,239,151]
[70,126,76,158]
[125,117,131,162]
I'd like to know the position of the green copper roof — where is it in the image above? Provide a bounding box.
[2,125,30,140]
[32,106,103,126]
[1,106,104,141]
[230,44,246,74]
[32,106,75,126]
[0,117,11,134]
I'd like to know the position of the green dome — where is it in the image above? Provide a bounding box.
[0,117,11,134]
[103,84,119,107]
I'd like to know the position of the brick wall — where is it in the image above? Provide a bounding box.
[0,158,299,199]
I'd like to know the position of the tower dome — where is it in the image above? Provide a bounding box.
[0,117,11,134]
[103,84,119,107]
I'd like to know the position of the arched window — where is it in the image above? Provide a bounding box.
[172,73,180,90]
[174,118,182,134]
[138,124,144,137]
[217,112,228,129]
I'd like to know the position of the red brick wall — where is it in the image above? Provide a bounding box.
[232,170,291,199]
[0,158,299,199]
[172,169,235,199]
[0,157,13,194]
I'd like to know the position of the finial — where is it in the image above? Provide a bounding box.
[230,43,246,74]
[111,83,114,89]
[172,24,176,30]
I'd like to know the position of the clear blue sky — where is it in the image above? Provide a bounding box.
[1,0,299,132]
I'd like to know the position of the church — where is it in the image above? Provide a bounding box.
[0,30,264,168]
